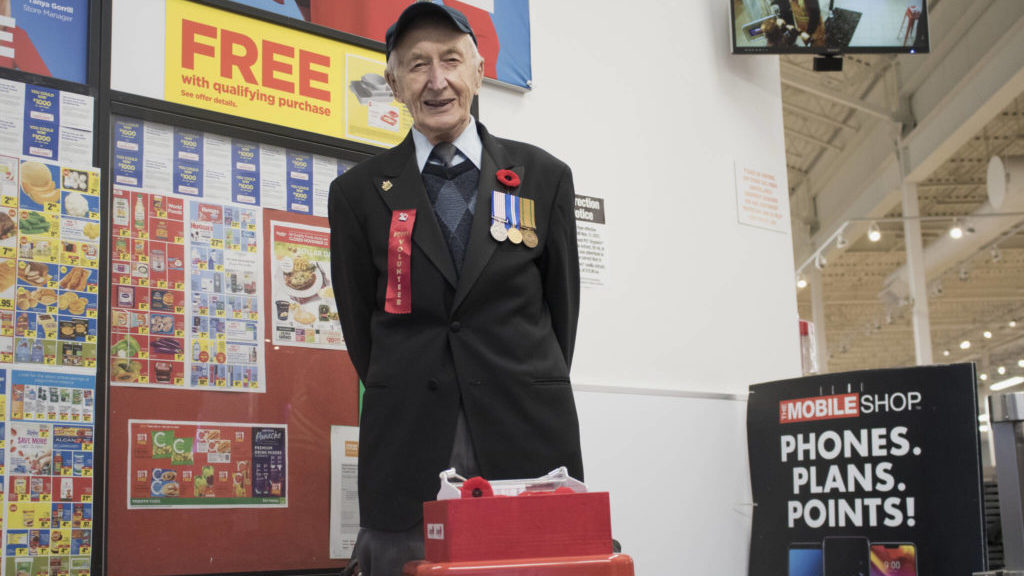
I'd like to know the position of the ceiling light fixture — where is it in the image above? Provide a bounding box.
[942,349,950,357]
[1011,320,1018,328]
[959,267,969,282]
[796,274,808,289]
[980,373,989,381]
[984,330,993,339]
[1018,359,1024,368]
[836,233,848,250]
[949,218,964,239]
[991,246,1002,263]
[960,340,971,350]
[998,366,1007,375]
[991,376,1024,392]
[814,252,827,270]
[867,222,881,242]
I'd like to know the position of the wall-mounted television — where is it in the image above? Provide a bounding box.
[731,0,930,55]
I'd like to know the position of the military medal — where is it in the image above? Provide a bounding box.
[490,191,508,242]
[506,192,523,244]
[520,197,538,248]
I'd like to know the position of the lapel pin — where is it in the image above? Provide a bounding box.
[382,180,393,191]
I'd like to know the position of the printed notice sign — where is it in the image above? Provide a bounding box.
[735,162,789,234]
[746,365,986,576]
[574,194,607,288]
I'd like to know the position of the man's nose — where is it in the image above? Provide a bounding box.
[426,63,448,90]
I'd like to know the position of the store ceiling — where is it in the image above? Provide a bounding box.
[784,0,1024,399]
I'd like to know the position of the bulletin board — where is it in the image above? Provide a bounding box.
[103,105,364,575]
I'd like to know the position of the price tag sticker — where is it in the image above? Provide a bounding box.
[216,379,226,387]
[85,359,96,368]
[174,329,184,337]
[86,309,97,319]
[45,201,60,213]
[216,264,224,272]
[82,467,93,477]
[137,278,150,287]
[0,246,13,258]
[1,195,16,207]
[41,494,50,501]
[198,378,209,386]
[174,305,184,314]
[174,377,185,386]
[138,231,149,240]
[139,302,149,311]
[157,280,167,288]
[44,356,56,365]
[138,349,148,358]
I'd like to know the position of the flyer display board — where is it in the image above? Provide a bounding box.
[0,0,90,84]
[162,0,413,148]
[0,368,96,576]
[128,420,286,509]
[0,79,94,168]
[108,114,355,391]
[746,365,986,576]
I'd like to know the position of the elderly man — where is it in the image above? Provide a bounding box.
[328,3,583,575]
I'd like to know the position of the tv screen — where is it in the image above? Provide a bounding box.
[731,0,930,55]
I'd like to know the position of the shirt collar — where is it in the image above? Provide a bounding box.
[411,116,482,173]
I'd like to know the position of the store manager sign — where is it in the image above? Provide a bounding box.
[746,365,986,576]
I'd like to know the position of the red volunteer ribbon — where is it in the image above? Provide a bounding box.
[385,209,416,314]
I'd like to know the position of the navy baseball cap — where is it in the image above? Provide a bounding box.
[385,2,477,61]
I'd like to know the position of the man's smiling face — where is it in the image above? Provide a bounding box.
[386,21,483,145]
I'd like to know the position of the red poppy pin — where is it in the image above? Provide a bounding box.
[460,476,494,498]
[496,169,520,189]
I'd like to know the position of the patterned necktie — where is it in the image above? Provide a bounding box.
[423,143,478,274]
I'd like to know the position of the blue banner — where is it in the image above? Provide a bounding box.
[231,140,260,206]
[173,128,203,197]
[112,119,143,187]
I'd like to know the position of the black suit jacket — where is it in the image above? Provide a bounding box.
[328,122,583,531]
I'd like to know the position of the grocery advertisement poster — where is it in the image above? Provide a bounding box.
[1,368,96,576]
[0,157,102,370]
[269,220,342,349]
[163,0,412,148]
[128,420,287,509]
[0,0,90,84]
[109,187,266,392]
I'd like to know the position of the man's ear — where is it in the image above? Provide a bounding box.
[385,69,403,104]
[474,57,485,93]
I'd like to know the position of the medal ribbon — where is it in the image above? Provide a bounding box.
[521,197,535,231]
[385,209,416,314]
[506,192,520,231]
[491,190,506,224]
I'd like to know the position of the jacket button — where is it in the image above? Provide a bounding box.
[428,379,439,391]
[450,321,461,333]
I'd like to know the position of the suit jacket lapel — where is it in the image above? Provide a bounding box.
[453,124,523,313]
[375,135,458,288]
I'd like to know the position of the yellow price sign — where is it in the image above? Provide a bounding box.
[215,264,224,272]
[174,377,185,385]
[82,468,92,477]
[216,379,226,387]
[174,305,184,313]
[16,547,27,556]
[157,280,167,288]
[0,246,13,257]
[0,298,12,309]
[86,335,97,343]
[198,378,209,386]
[87,283,98,293]
[174,281,186,290]
[85,359,96,368]
[174,329,184,337]
[138,231,149,240]
[1,195,16,207]
[87,309,97,319]
[45,356,56,365]
[138,279,150,287]
[138,349,149,358]
[40,494,50,501]
[119,228,130,237]
[81,493,92,502]
[139,302,149,310]
[137,254,149,263]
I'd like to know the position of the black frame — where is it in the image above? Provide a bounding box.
[729,0,931,55]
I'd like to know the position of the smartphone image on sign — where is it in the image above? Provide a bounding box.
[789,542,823,576]
[823,536,869,576]
[869,543,917,576]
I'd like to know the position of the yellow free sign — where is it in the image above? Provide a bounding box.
[164,0,411,148]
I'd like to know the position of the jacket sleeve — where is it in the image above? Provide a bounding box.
[541,163,581,369]
[328,177,376,383]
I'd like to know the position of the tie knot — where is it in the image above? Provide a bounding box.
[430,142,458,168]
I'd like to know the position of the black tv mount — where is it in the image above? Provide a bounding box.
[813,54,843,72]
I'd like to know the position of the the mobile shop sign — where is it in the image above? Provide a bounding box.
[747,365,986,576]
[163,0,412,148]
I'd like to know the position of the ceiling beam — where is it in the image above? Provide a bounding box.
[783,102,859,132]
[780,67,896,123]
[785,128,843,153]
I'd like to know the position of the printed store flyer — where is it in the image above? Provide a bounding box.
[0,369,96,576]
[128,420,287,509]
[269,221,343,349]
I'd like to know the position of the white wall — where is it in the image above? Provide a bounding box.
[480,1,800,396]
[479,3,801,574]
